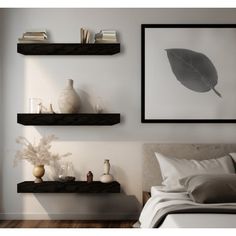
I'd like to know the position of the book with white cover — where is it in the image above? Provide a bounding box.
[18,38,49,43]
[95,39,118,44]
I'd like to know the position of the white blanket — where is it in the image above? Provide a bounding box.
[139,191,236,228]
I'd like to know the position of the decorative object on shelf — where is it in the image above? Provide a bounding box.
[94,30,118,44]
[38,102,47,113]
[94,104,103,114]
[87,171,93,183]
[58,176,75,182]
[29,98,42,113]
[100,159,114,183]
[48,104,55,113]
[29,98,55,114]
[39,103,55,114]
[58,79,80,113]
[100,174,114,183]
[57,161,75,182]
[33,165,45,183]
[18,29,48,44]
[80,28,90,44]
[104,159,111,174]
[94,97,104,114]
[142,24,236,123]
[14,135,71,183]
[58,161,69,179]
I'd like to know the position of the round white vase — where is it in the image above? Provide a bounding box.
[100,174,114,183]
[58,79,80,113]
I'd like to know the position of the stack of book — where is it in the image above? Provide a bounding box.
[94,30,118,44]
[18,30,48,43]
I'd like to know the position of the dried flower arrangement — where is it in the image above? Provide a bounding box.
[14,135,71,166]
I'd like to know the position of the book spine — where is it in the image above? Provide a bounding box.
[25,29,47,33]
[86,31,90,43]
[95,40,118,44]
[80,28,84,43]
[23,36,46,40]
[18,39,49,43]
[23,32,47,37]
[83,29,88,44]
[23,36,47,40]
[101,30,116,34]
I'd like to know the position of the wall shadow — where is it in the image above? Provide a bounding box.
[34,193,141,220]
[0,9,4,214]
[0,9,25,218]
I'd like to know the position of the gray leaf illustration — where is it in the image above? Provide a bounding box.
[166,48,222,98]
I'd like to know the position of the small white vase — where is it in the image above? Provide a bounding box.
[58,79,80,113]
[100,159,113,183]
[104,159,110,175]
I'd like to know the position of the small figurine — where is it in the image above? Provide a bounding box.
[38,103,48,113]
[37,103,42,113]
[87,171,93,183]
[94,97,104,114]
[48,103,55,114]
[94,103,103,114]
[38,103,55,114]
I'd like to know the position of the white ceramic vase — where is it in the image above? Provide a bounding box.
[100,174,113,183]
[100,159,113,183]
[104,159,110,175]
[58,79,80,113]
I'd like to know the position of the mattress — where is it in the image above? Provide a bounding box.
[140,187,236,228]
[160,214,236,228]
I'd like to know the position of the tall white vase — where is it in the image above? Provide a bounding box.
[100,159,113,183]
[104,159,110,175]
[58,79,80,113]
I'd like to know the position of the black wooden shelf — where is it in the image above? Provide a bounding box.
[17,181,120,193]
[17,43,120,55]
[17,113,120,126]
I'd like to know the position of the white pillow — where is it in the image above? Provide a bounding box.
[229,153,236,163]
[155,152,235,191]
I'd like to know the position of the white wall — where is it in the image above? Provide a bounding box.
[1,8,236,219]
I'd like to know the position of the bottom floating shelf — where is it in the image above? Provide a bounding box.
[17,113,120,126]
[17,181,121,193]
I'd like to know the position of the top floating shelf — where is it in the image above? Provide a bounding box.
[17,43,120,55]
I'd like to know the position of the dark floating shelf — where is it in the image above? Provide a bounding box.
[17,113,120,126]
[17,43,120,55]
[17,181,120,193]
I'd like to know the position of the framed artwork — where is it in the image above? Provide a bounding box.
[141,24,236,123]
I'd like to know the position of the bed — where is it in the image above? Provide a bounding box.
[139,143,236,228]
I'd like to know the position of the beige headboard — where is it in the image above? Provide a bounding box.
[143,143,236,192]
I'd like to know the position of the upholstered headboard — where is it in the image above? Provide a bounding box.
[142,143,236,192]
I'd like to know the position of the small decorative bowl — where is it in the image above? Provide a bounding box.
[57,176,76,182]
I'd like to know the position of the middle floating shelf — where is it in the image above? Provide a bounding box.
[17,113,120,126]
[17,43,120,55]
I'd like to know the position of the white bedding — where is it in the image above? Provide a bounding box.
[160,214,236,228]
[150,186,187,197]
[139,189,236,228]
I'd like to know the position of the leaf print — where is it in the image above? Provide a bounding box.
[166,48,222,98]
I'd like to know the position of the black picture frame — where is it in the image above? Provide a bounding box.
[141,24,236,123]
